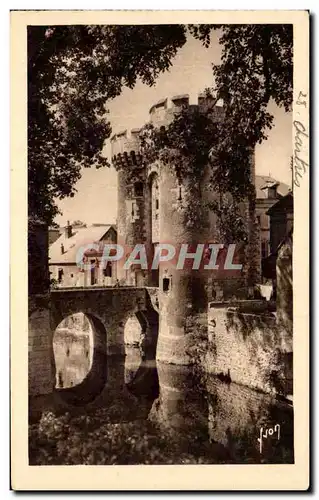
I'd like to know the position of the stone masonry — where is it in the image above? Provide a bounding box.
[111,94,261,365]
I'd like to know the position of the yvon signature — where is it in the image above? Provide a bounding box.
[257,424,281,454]
[293,90,308,188]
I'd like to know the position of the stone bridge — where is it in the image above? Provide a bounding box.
[51,286,159,356]
[29,286,159,408]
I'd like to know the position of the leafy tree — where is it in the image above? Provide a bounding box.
[138,24,292,247]
[191,24,293,193]
[191,24,292,243]
[29,24,292,226]
[28,25,187,224]
[71,220,86,227]
[139,95,249,242]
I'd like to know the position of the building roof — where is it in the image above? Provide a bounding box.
[255,175,290,199]
[49,225,116,265]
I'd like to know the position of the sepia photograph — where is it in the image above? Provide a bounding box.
[10,9,309,491]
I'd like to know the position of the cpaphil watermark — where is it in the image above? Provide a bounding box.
[75,242,243,272]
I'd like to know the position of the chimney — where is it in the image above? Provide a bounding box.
[61,243,65,255]
[65,220,72,239]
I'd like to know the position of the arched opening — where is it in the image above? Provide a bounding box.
[124,309,159,399]
[53,312,107,406]
[53,313,94,389]
[148,172,160,287]
[124,313,146,349]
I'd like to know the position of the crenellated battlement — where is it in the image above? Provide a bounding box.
[149,93,224,127]
[111,128,143,169]
[111,93,225,167]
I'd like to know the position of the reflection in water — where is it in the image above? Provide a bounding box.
[125,346,143,384]
[53,313,94,389]
[124,347,293,463]
[125,346,159,400]
[149,364,210,455]
[205,378,294,462]
[49,332,293,464]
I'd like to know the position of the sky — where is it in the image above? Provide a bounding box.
[55,32,292,227]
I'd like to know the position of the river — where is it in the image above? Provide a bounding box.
[29,332,294,465]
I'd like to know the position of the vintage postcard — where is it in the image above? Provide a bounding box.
[11,10,309,490]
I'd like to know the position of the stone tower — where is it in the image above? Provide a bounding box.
[111,129,150,286]
[111,94,259,364]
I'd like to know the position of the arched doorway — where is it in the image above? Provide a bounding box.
[53,312,107,405]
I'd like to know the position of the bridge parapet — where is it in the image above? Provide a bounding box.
[50,286,159,357]
[51,287,148,328]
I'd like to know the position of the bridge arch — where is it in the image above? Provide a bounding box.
[124,308,160,401]
[52,311,107,406]
[123,308,159,359]
[49,287,160,406]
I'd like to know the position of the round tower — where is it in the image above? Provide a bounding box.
[111,129,150,286]
[147,94,258,364]
[111,93,259,365]
[147,95,222,363]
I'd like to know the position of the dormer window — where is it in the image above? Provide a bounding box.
[267,186,277,199]
[261,181,279,200]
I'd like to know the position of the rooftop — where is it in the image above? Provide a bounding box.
[255,175,290,200]
[49,224,116,265]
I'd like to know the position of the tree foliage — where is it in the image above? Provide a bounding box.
[28,24,293,227]
[192,24,293,194]
[137,24,293,241]
[140,103,219,181]
[28,25,186,223]
[139,97,250,242]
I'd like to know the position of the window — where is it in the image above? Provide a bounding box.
[90,260,96,285]
[134,181,144,197]
[58,268,64,283]
[163,277,170,292]
[103,262,112,277]
[267,187,277,199]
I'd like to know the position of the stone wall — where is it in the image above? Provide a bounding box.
[206,377,293,462]
[150,363,293,463]
[204,301,292,396]
[28,219,54,398]
[276,235,293,336]
[29,295,55,397]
